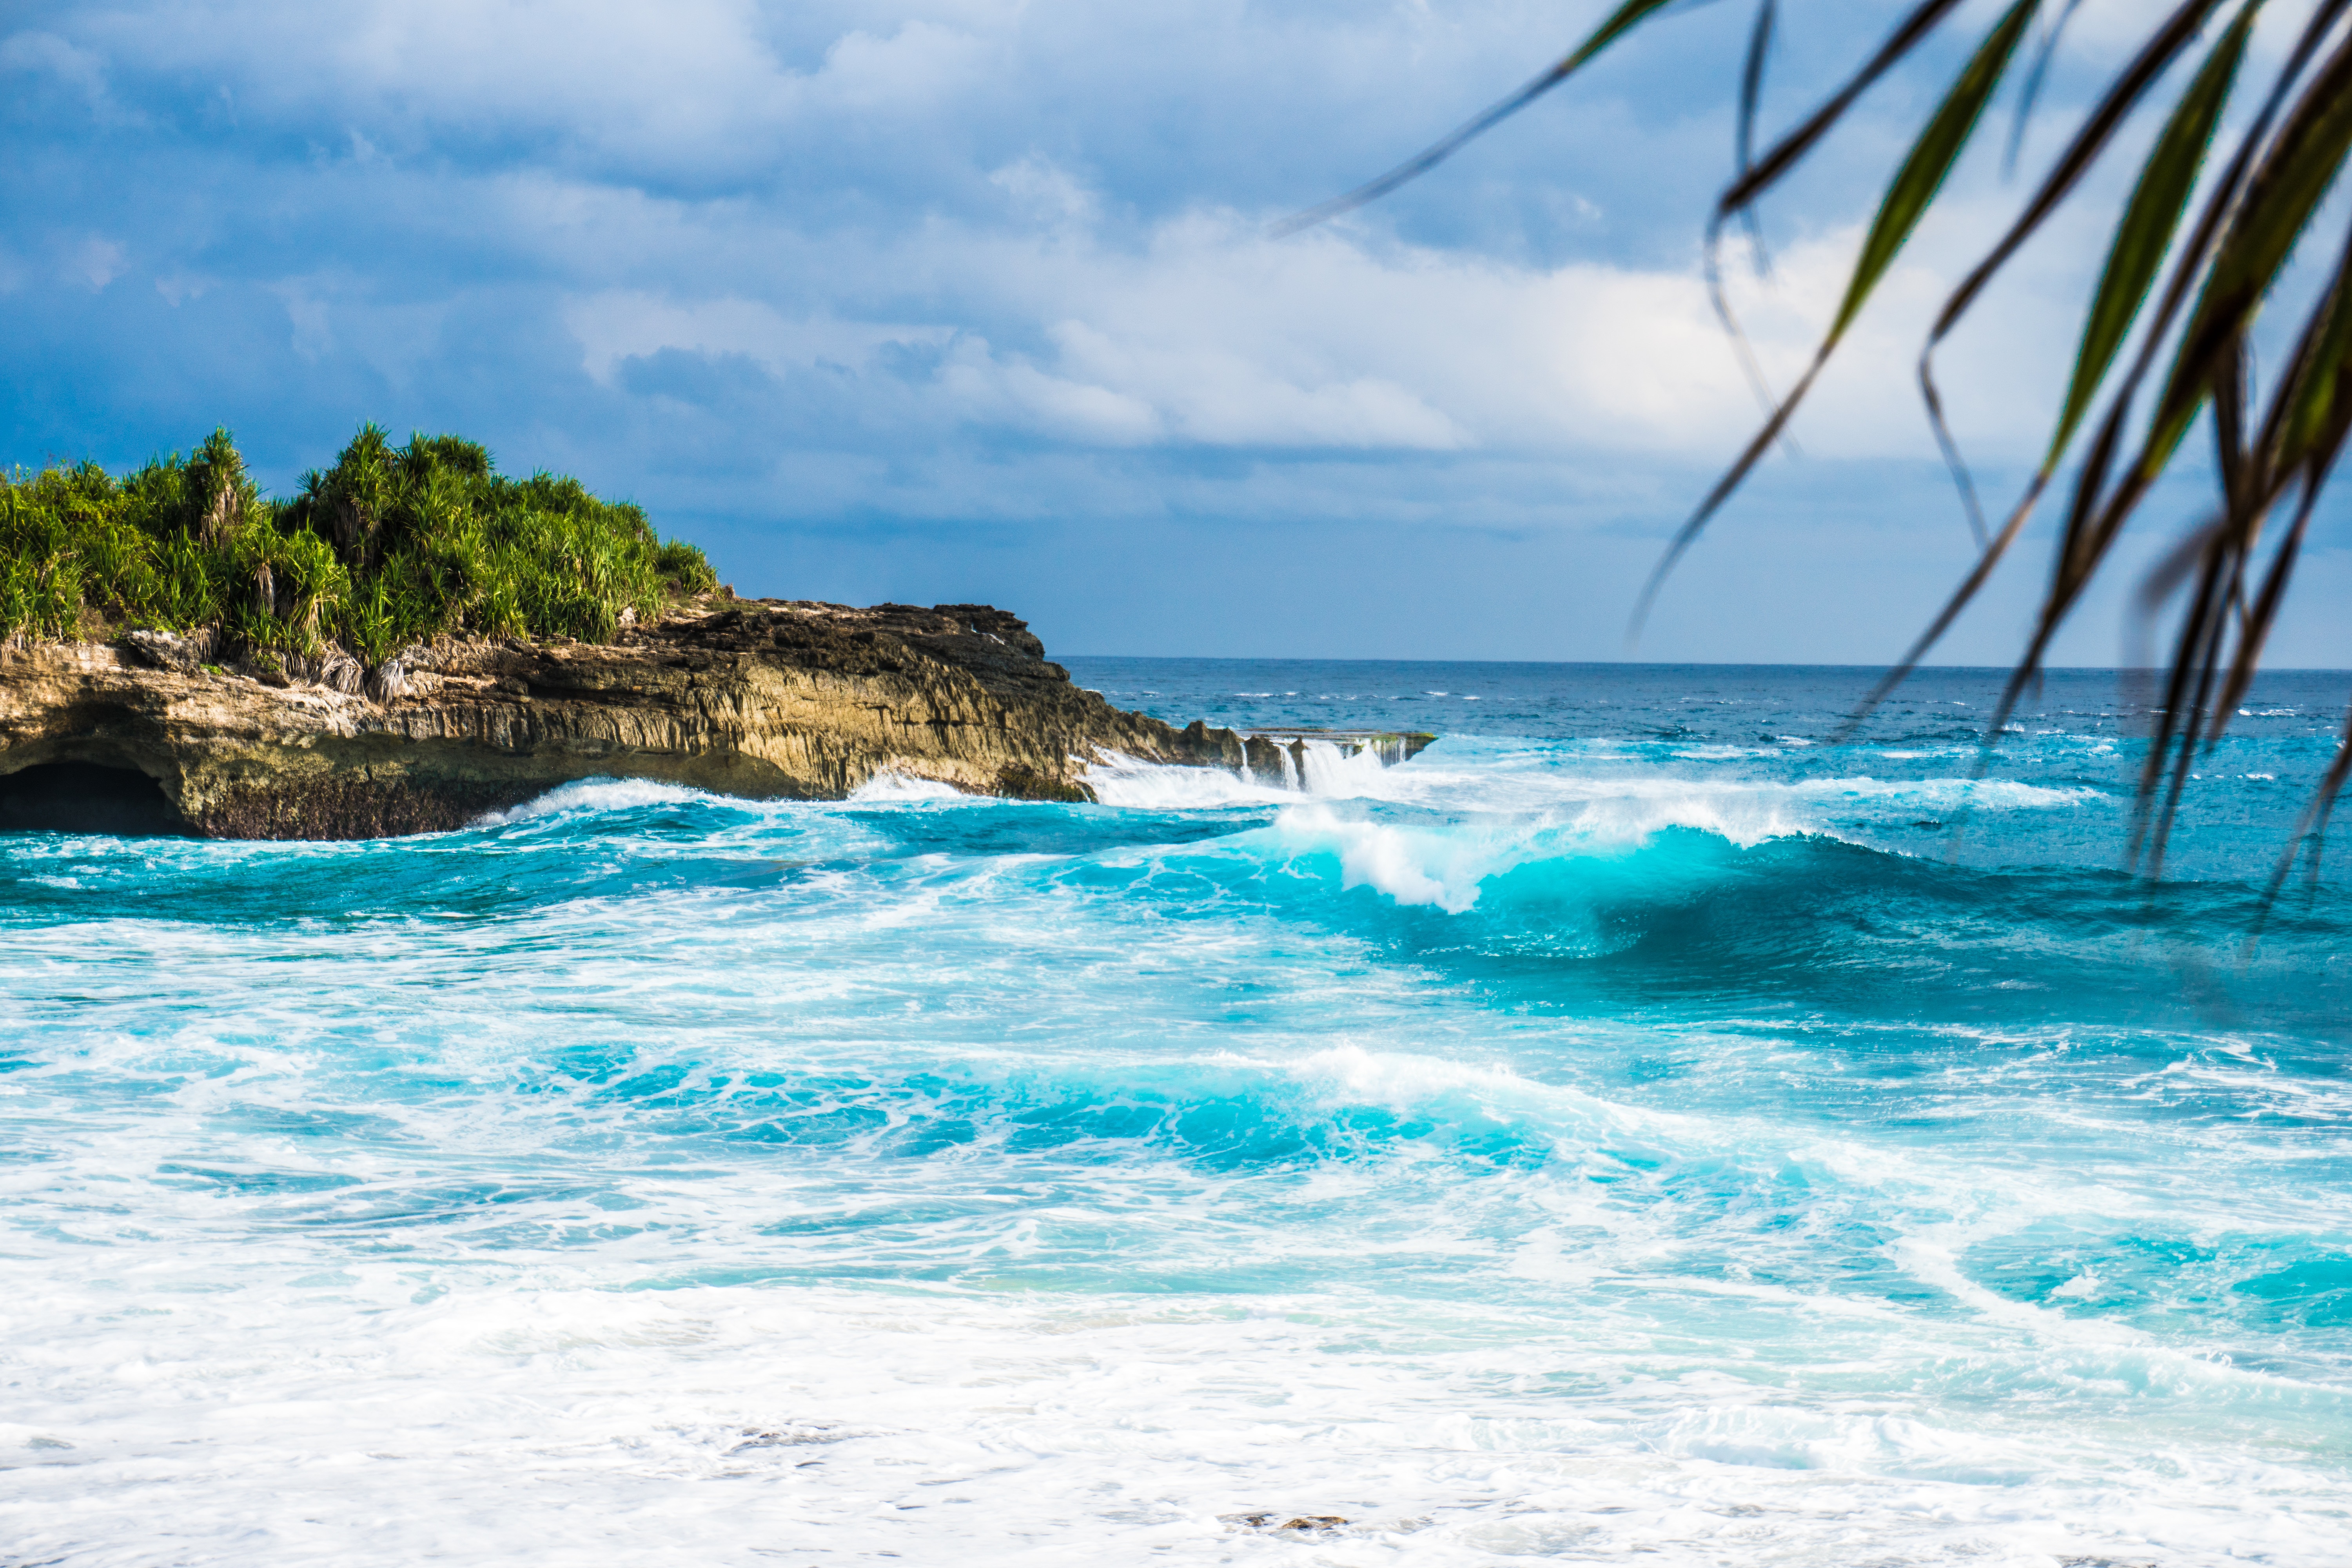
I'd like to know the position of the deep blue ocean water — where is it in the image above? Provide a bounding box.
[3,660,2349,1565]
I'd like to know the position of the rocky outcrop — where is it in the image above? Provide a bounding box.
[0,599,1431,840]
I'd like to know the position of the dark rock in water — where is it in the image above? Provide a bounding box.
[1180,723,1435,789]
[1216,1511,1348,1532]
[1234,729,1435,787]
[0,600,1328,840]
[1241,734,1289,783]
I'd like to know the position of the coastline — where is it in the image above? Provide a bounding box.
[0,599,1432,838]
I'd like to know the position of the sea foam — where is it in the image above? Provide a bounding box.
[5,660,2349,1564]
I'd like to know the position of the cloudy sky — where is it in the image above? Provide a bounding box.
[4,0,2346,663]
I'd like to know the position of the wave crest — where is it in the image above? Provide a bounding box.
[474,777,718,825]
[848,771,967,802]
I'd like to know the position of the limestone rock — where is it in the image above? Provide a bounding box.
[122,627,216,673]
[1217,1512,1349,1532]
[0,600,1254,840]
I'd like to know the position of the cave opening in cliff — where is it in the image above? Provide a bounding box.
[0,762,195,837]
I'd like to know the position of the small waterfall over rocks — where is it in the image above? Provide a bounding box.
[1230,729,1434,793]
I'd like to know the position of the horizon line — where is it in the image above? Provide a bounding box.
[1056,655,2352,675]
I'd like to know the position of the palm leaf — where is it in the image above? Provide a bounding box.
[1735,0,1780,264]
[1991,0,2350,723]
[1299,0,2352,892]
[2004,0,2086,174]
[1833,0,2249,732]
[2051,3,2254,468]
[2190,220,2352,736]
[1717,0,1977,217]
[1630,0,2037,635]
[2143,31,2352,478]
[1271,0,1684,237]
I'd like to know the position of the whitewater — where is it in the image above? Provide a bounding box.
[4,660,2348,1566]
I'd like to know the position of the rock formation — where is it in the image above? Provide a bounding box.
[0,599,1431,839]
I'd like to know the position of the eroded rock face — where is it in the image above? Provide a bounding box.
[0,600,1254,839]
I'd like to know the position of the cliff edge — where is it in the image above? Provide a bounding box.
[0,600,1325,839]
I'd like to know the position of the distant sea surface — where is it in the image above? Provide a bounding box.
[5,660,2350,1565]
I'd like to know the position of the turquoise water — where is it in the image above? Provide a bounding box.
[3,661,2348,1565]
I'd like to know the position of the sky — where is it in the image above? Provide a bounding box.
[4,0,2348,664]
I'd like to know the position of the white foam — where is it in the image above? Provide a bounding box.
[1083,739,1416,807]
[1295,737,1393,796]
[8,722,2341,1567]
[474,776,716,824]
[1196,762,2113,915]
[7,1255,2341,1567]
[1091,732,2108,840]
[1267,1042,1680,1145]
[1084,752,1290,807]
[1269,803,1512,913]
[848,770,967,802]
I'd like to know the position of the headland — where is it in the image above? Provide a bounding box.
[0,426,1428,838]
[0,597,1442,837]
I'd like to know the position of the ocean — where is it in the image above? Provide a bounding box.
[3,659,2348,1565]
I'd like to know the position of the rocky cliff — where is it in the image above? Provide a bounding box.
[0,599,1429,839]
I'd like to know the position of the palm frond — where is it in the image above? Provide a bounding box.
[1270,0,1693,238]
[1838,0,2252,733]
[1631,0,2038,638]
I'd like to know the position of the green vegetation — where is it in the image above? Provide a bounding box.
[0,425,718,662]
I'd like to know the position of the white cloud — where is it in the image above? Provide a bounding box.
[989,157,1096,229]
[33,0,2111,477]
[71,236,125,290]
[52,0,1025,181]
[940,344,1166,444]
[0,29,115,113]
[563,290,950,385]
[272,279,335,361]
[154,271,212,306]
[551,194,2075,465]
[13,0,2275,662]
[265,274,451,384]
[817,18,992,111]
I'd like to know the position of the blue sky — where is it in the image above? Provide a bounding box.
[5,0,2347,664]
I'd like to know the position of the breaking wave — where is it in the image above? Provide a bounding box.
[6,660,2352,1566]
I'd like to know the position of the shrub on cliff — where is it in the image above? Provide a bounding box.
[0,426,717,660]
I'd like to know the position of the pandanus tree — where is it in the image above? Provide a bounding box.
[1292,0,2352,896]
